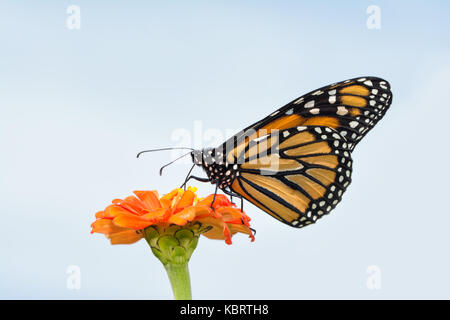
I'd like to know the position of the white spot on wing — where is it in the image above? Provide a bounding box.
[337,106,348,116]
[305,100,315,108]
[270,110,280,117]
[294,97,304,104]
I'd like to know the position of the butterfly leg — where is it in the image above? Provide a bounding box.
[180,164,195,190]
[224,189,235,205]
[222,188,241,198]
[221,188,251,232]
[210,183,219,210]
[180,175,210,189]
[232,197,252,234]
[222,188,244,212]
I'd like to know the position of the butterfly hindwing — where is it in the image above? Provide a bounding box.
[229,125,352,227]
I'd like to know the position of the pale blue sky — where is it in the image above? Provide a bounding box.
[1,1,450,299]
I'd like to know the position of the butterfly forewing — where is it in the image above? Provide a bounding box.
[230,76,392,151]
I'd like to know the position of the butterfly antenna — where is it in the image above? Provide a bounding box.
[136,147,194,158]
[159,151,193,176]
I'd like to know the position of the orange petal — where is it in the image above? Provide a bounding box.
[91,219,129,235]
[168,207,197,225]
[97,206,112,219]
[134,190,162,211]
[216,207,244,222]
[95,210,107,219]
[196,216,233,244]
[119,196,148,215]
[214,194,233,206]
[113,213,153,230]
[104,205,133,218]
[160,189,179,201]
[141,208,169,221]
[175,189,196,209]
[108,230,143,245]
[228,223,254,237]
[159,190,176,209]
[198,194,229,208]
[198,195,214,207]
[202,227,226,240]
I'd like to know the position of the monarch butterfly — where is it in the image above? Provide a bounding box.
[140,76,392,228]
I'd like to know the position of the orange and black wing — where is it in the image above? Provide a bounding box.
[229,125,352,228]
[229,76,392,151]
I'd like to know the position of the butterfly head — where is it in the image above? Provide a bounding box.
[191,149,204,166]
[191,148,216,167]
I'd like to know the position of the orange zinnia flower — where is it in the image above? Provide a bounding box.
[91,187,254,300]
[91,187,254,245]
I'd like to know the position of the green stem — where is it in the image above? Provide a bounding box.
[164,262,192,300]
[143,224,205,300]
